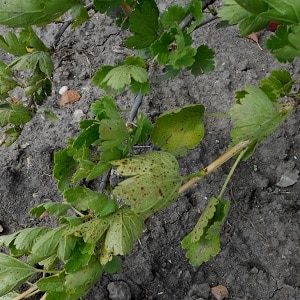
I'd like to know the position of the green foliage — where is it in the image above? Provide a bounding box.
[112,151,182,214]
[230,83,294,159]
[182,197,230,266]
[0,101,32,127]
[151,104,205,156]
[266,24,300,62]
[93,57,149,94]
[259,69,293,101]
[124,0,160,49]
[218,0,269,36]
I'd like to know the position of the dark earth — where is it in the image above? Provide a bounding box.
[0,1,300,299]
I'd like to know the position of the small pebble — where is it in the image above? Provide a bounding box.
[59,86,68,95]
[107,281,131,300]
[211,285,229,300]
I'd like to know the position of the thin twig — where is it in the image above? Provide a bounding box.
[52,3,94,49]
[13,286,38,300]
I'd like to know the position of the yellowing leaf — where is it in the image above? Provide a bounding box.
[151,104,205,156]
[112,151,182,214]
[100,208,144,264]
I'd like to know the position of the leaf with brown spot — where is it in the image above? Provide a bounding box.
[60,90,81,107]
[112,151,182,215]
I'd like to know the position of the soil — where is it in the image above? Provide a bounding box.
[0,2,300,300]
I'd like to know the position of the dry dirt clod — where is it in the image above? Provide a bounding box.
[60,89,81,106]
[211,285,229,300]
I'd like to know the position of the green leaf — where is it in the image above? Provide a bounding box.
[169,46,196,69]
[19,27,48,52]
[102,64,148,91]
[259,69,293,101]
[103,256,122,274]
[71,4,90,28]
[57,235,80,263]
[230,85,293,158]
[53,147,78,191]
[130,80,150,95]
[131,113,153,145]
[181,197,230,266]
[266,24,300,63]
[27,226,69,265]
[161,5,186,28]
[0,102,32,127]
[168,31,196,69]
[64,186,118,217]
[189,45,215,76]
[0,32,27,56]
[86,163,112,181]
[186,0,203,33]
[218,0,269,36]
[12,227,51,253]
[150,31,175,65]
[124,0,159,48]
[101,208,144,264]
[0,61,17,98]
[93,0,122,13]
[90,96,120,120]
[0,253,36,297]
[36,272,66,294]
[112,151,182,214]
[151,104,205,156]
[64,243,93,273]
[9,51,53,77]
[261,0,300,24]
[99,118,129,151]
[70,217,110,243]
[0,0,81,27]
[1,127,22,147]
[234,0,269,15]
[92,66,115,93]
[30,202,71,217]
[64,257,103,299]
[71,159,96,183]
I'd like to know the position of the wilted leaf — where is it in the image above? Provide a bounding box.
[246,32,262,50]
[181,197,230,266]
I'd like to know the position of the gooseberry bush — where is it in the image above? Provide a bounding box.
[0,0,299,298]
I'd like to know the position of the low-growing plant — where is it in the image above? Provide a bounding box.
[0,0,299,298]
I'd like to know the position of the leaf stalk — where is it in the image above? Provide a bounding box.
[179,140,250,194]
